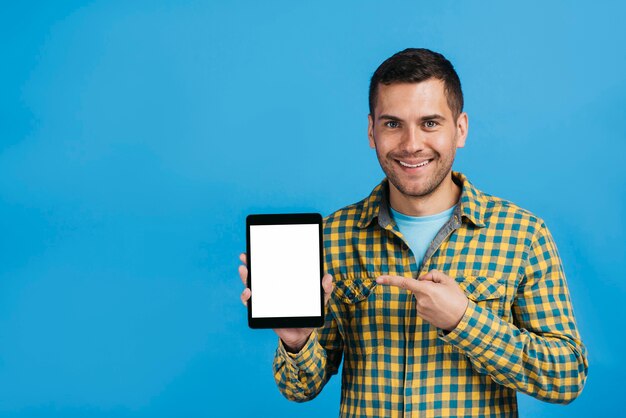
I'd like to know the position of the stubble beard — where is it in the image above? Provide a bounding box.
[376,148,456,199]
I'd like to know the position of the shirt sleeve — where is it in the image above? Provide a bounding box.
[438,221,588,404]
[272,307,343,402]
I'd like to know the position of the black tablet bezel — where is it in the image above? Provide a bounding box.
[246,213,324,329]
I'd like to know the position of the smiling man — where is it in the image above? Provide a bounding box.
[238,48,588,417]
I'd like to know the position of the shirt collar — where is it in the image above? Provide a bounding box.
[356,171,487,229]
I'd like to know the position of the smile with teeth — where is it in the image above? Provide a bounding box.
[399,159,431,168]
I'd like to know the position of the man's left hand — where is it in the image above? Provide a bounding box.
[376,270,469,331]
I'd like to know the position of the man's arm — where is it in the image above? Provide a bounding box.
[438,222,588,403]
[272,309,343,402]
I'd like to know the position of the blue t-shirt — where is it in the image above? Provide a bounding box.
[390,205,456,268]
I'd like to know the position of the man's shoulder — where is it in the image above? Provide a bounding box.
[322,181,384,230]
[455,172,547,233]
[323,198,368,229]
[478,189,546,231]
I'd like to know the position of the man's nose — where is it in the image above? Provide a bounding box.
[400,126,424,153]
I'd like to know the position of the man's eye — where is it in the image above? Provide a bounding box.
[385,121,400,128]
[424,120,438,129]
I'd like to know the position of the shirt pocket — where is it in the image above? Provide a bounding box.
[333,277,384,357]
[456,273,507,318]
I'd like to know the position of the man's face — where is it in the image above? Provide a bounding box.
[368,79,468,200]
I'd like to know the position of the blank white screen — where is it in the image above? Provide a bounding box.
[250,224,321,318]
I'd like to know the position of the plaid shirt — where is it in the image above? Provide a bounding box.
[273,171,588,417]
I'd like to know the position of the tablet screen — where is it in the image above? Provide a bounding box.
[246,214,324,328]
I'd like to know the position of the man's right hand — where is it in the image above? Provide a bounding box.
[238,252,334,353]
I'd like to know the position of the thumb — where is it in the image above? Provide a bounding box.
[322,274,334,305]
[419,269,447,284]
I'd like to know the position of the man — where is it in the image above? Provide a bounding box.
[238,48,588,417]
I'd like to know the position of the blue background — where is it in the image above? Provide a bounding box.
[1,1,624,416]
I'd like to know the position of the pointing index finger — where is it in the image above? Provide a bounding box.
[376,275,420,292]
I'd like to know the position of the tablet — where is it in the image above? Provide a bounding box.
[246,213,324,329]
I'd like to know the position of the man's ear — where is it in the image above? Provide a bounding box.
[455,112,468,148]
[368,114,375,149]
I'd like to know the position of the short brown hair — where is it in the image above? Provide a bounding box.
[369,48,464,119]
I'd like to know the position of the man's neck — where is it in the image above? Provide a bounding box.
[389,173,461,217]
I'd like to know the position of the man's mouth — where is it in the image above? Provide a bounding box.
[397,159,432,168]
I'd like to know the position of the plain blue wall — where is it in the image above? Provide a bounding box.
[1,1,624,416]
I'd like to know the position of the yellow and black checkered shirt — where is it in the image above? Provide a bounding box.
[273,171,588,417]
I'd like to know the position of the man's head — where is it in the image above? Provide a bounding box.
[369,48,463,120]
[367,48,468,212]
